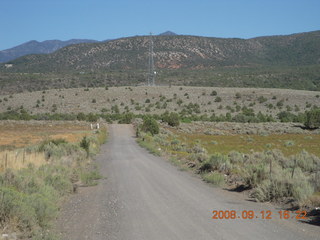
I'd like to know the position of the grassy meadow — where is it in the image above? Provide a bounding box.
[169,131,320,157]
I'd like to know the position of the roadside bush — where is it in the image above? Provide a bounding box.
[0,130,105,238]
[80,136,90,157]
[305,109,320,129]
[189,152,208,163]
[242,164,268,188]
[208,153,230,172]
[0,187,37,233]
[294,150,320,172]
[141,116,159,135]
[162,112,180,127]
[228,151,244,164]
[252,168,313,202]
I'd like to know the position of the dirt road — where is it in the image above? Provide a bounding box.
[56,124,319,240]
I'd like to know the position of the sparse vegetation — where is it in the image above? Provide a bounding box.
[136,123,320,208]
[305,109,320,129]
[0,126,107,238]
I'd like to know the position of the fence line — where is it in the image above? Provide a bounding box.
[0,149,46,171]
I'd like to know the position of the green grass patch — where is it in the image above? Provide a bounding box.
[137,137,161,156]
[202,172,225,186]
[171,132,320,157]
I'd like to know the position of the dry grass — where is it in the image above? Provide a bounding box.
[0,150,46,171]
[0,121,95,171]
[0,121,91,148]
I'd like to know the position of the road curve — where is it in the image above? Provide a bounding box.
[56,124,319,240]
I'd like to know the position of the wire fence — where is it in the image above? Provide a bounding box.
[0,149,46,171]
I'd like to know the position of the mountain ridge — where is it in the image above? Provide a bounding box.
[2,30,319,72]
[0,30,319,94]
[0,39,98,63]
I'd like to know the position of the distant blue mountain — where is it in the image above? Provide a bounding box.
[0,39,98,63]
[159,31,177,36]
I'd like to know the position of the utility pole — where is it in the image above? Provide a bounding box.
[147,32,156,86]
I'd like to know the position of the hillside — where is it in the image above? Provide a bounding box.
[2,31,320,72]
[0,39,98,63]
[0,31,319,93]
[0,86,319,120]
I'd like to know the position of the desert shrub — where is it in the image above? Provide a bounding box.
[310,172,320,192]
[80,136,90,157]
[252,168,313,202]
[235,92,241,99]
[276,99,284,108]
[162,112,180,127]
[228,151,244,164]
[141,116,159,135]
[118,113,134,124]
[189,152,208,163]
[191,144,207,154]
[207,153,231,173]
[215,96,222,102]
[210,90,217,96]
[0,187,37,233]
[39,141,71,160]
[199,161,213,172]
[203,172,225,186]
[267,149,291,169]
[293,150,320,172]
[242,164,268,188]
[277,111,296,122]
[305,109,320,129]
[27,192,58,228]
[257,96,268,103]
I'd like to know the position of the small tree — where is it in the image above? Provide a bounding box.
[210,90,217,96]
[119,113,134,124]
[163,112,180,127]
[305,109,320,129]
[80,136,90,157]
[141,116,159,135]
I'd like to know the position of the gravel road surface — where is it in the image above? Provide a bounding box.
[56,124,319,240]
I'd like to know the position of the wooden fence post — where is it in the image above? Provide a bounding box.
[5,153,8,169]
[269,156,272,180]
[291,158,297,179]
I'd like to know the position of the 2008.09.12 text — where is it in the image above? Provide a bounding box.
[212,210,308,220]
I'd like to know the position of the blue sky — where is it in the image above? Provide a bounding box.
[1,0,319,50]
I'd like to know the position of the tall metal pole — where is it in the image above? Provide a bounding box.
[147,32,156,86]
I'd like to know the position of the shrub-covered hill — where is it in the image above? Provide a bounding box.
[0,31,319,94]
[0,86,319,120]
[2,31,320,72]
